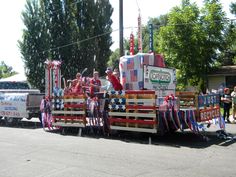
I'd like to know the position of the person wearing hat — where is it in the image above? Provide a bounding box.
[105,67,123,91]
[221,88,232,122]
[113,68,120,80]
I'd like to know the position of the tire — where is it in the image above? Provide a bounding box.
[4,117,22,126]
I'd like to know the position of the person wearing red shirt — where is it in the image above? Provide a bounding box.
[90,71,101,97]
[113,69,120,80]
[71,72,83,94]
[105,67,123,91]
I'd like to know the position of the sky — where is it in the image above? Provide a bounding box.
[0,0,234,74]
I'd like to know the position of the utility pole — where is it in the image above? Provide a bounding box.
[119,0,124,57]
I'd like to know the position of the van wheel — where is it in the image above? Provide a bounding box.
[5,117,14,123]
[4,117,22,126]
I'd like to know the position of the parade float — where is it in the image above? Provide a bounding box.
[43,60,86,135]
[106,53,223,135]
[42,53,224,137]
[41,17,224,137]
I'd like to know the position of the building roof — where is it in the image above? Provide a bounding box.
[208,65,236,76]
[0,73,27,82]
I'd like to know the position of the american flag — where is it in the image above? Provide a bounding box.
[154,54,165,67]
[125,83,129,90]
[127,58,134,70]
[121,72,126,85]
[125,83,133,90]
[119,62,123,70]
[140,55,150,67]
[138,81,144,89]
[129,83,133,90]
[130,70,138,82]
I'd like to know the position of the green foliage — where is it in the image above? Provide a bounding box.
[218,21,236,65]
[94,0,113,75]
[143,15,168,53]
[108,48,119,69]
[230,2,236,15]
[158,0,226,91]
[227,2,236,64]
[109,0,234,93]
[18,0,48,91]
[123,14,169,54]
[0,61,17,79]
[19,0,113,91]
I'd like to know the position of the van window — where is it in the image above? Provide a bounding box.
[0,82,30,89]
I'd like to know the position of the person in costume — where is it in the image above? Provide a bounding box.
[105,67,123,91]
[89,71,102,97]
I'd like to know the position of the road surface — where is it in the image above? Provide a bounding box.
[0,119,236,177]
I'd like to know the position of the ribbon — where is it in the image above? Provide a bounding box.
[177,111,184,131]
[211,115,225,130]
[163,111,169,131]
[173,110,181,130]
[169,109,178,130]
[186,109,208,133]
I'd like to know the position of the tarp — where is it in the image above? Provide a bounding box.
[0,73,27,82]
[119,53,165,90]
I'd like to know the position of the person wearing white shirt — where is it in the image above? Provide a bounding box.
[231,86,236,119]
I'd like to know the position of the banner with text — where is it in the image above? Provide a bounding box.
[0,93,28,118]
[143,65,176,96]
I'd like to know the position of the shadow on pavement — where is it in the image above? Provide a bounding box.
[1,118,235,149]
[46,126,236,149]
[108,130,236,149]
[0,118,42,129]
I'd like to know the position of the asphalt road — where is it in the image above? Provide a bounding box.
[0,119,236,177]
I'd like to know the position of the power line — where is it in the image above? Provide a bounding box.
[135,0,140,11]
[151,18,236,29]
[39,28,118,54]
[35,18,236,55]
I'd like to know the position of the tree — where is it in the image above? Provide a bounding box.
[230,2,236,15]
[142,14,169,53]
[19,0,114,91]
[198,0,226,90]
[93,0,113,75]
[121,14,168,55]
[229,2,236,64]
[42,0,80,79]
[107,48,120,69]
[218,20,236,65]
[0,61,17,79]
[19,0,49,92]
[158,0,203,89]
[158,0,226,91]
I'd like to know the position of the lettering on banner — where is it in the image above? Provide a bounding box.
[153,85,168,90]
[144,65,176,91]
[0,111,20,117]
[200,107,220,121]
[0,95,26,102]
[199,94,220,107]
[150,70,171,84]
[211,96,214,104]
[207,96,211,105]
[0,102,12,106]
[0,93,27,118]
